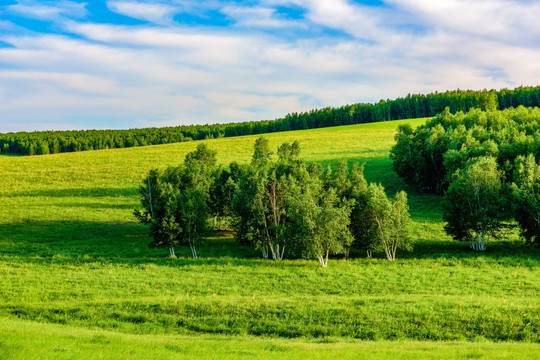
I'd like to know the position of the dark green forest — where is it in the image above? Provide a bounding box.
[2,86,540,156]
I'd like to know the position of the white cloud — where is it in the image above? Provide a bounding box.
[6,0,88,21]
[106,1,179,25]
[387,0,540,45]
[222,5,305,28]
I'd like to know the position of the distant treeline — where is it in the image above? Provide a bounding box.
[2,85,540,156]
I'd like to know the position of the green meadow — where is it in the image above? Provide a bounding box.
[1,119,539,358]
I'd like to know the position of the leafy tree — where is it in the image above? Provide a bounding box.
[346,163,378,258]
[134,145,217,258]
[390,124,417,188]
[330,160,350,198]
[232,140,305,260]
[134,169,181,257]
[175,186,209,259]
[231,164,262,248]
[443,156,506,251]
[209,166,237,230]
[512,154,540,246]
[251,137,272,168]
[288,176,353,267]
[252,169,290,260]
[364,184,412,261]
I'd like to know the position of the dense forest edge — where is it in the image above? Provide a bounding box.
[2,85,539,156]
[391,106,540,249]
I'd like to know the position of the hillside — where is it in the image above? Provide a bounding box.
[1,118,539,359]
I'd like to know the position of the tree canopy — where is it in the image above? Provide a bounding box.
[135,139,413,264]
[392,106,540,248]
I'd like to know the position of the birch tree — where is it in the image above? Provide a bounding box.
[134,144,216,258]
[288,177,353,267]
[365,184,412,261]
[209,166,236,230]
[232,140,302,260]
[443,156,505,251]
[347,163,378,258]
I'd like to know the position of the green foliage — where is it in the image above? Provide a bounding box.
[288,174,354,266]
[234,141,410,265]
[391,106,540,193]
[209,166,236,229]
[443,157,507,251]
[134,144,217,258]
[512,154,540,246]
[251,136,273,168]
[392,106,540,247]
[348,167,377,257]
[365,184,413,260]
[233,139,303,260]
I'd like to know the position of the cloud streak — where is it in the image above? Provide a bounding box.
[107,1,179,25]
[5,0,88,21]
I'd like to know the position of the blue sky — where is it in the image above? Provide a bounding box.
[0,0,539,132]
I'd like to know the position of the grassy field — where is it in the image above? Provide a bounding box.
[1,119,539,358]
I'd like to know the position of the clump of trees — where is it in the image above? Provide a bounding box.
[3,86,540,156]
[135,140,413,265]
[391,106,540,249]
[134,145,217,258]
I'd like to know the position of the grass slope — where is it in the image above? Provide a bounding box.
[1,119,539,357]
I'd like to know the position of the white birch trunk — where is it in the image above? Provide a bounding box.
[480,230,486,251]
[189,243,198,259]
[268,242,284,261]
[261,246,268,259]
[317,255,327,267]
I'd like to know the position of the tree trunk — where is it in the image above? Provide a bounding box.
[145,177,155,223]
[324,249,329,267]
[317,255,327,267]
[268,242,283,261]
[366,250,372,259]
[261,246,268,259]
[480,230,486,251]
[189,242,198,259]
[169,246,176,258]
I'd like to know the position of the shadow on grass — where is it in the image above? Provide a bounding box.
[7,187,138,198]
[0,221,260,266]
[51,202,136,210]
[399,238,540,264]
[1,220,539,268]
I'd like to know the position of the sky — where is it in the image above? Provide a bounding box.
[0,0,539,132]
